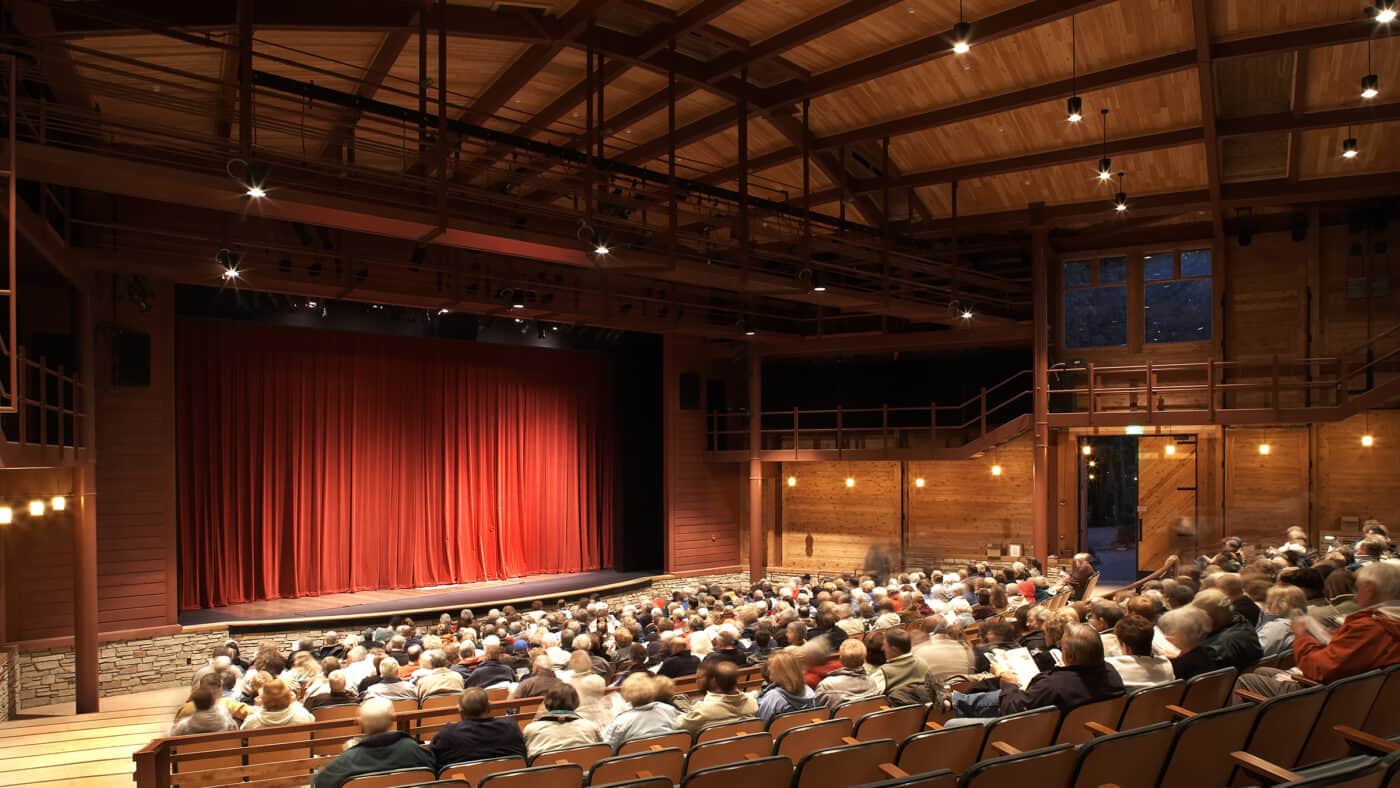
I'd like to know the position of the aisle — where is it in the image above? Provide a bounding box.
[0,686,186,787]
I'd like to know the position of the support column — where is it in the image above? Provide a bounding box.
[1030,204,1052,564]
[747,349,763,583]
[72,461,98,713]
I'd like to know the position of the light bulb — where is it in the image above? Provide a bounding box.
[594,244,610,255]
[1114,193,1128,212]
[845,477,855,488]
[952,21,971,54]
[1081,444,1092,456]
[960,310,973,320]
[787,475,797,487]
[1361,74,1379,99]
[28,500,45,517]
[914,478,926,488]
[1066,96,1083,123]
[991,464,1003,477]
[1164,444,1176,456]
[1258,443,1271,456]
[245,185,266,199]
[1378,2,1397,24]
[0,506,11,524]
[1342,138,1359,159]
[221,267,240,280]
[51,495,66,511]
[1361,434,1375,447]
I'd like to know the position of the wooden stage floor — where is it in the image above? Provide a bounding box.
[177,568,656,628]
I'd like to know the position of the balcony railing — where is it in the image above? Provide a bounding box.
[0,337,90,465]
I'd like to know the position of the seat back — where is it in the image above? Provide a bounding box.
[170,735,243,772]
[769,707,831,738]
[244,728,313,764]
[1278,755,1389,788]
[774,719,854,761]
[833,697,889,723]
[616,731,692,755]
[896,726,987,776]
[979,707,1061,760]
[479,764,584,788]
[1055,696,1128,745]
[439,756,529,787]
[312,703,362,721]
[588,779,673,788]
[423,693,461,710]
[588,749,684,786]
[960,743,1078,788]
[1238,683,1329,772]
[529,743,613,771]
[1119,681,1185,730]
[792,739,898,788]
[849,770,958,788]
[344,768,441,787]
[695,718,763,743]
[683,733,774,774]
[1299,669,1388,767]
[1180,667,1237,712]
[487,687,511,702]
[1070,722,1175,788]
[854,705,927,743]
[1157,703,1260,788]
[1364,665,1400,739]
[680,756,793,788]
[312,718,363,755]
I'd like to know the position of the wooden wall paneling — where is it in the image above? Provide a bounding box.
[1224,230,1307,408]
[1223,425,1309,547]
[1054,431,1080,558]
[91,274,179,630]
[0,467,79,641]
[1136,435,1197,571]
[907,435,1033,565]
[1195,426,1224,554]
[780,461,900,572]
[664,335,741,573]
[1313,411,1400,536]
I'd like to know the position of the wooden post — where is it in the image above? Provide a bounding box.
[1208,358,1217,419]
[1145,360,1154,419]
[1031,215,1052,564]
[747,349,763,584]
[72,461,98,713]
[1086,362,1096,424]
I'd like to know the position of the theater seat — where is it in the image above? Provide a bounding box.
[851,768,958,788]
[769,708,832,738]
[833,698,890,723]
[683,733,773,774]
[1298,670,1388,767]
[586,748,684,786]
[696,719,763,744]
[978,707,1060,760]
[680,756,793,788]
[1180,667,1237,712]
[1069,721,1174,788]
[1055,696,1127,745]
[897,724,987,776]
[1157,703,1259,788]
[529,743,613,772]
[1118,681,1184,731]
[774,719,853,761]
[1236,683,1328,774]
[1363,665,1400,738]
[854,705,926,743]
[790,738,898,788]
[342,767,439,787]
[957,744,1078,788]
[439,756,529,786]
[616,732,692,756]
[479,764,585,788]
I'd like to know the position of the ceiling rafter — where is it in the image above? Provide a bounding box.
[1191,0,1223,242]
[317,24,414,160]
[11,0,95,110]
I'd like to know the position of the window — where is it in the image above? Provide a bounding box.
[1064,257,1128,348]
[1145,248,1213,344]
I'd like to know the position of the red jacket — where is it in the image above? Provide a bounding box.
[1292,604,1400,684]
[804,656,842,689]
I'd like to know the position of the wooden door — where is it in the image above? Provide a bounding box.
[1137,436,1197,572]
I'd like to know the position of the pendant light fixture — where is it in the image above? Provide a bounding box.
[1066,15,1082,123]
[1376,0,1397,24]
[1097,109,1113,182]
[1342,128,1360,159]
[952,0,972,54]
[1113,172,1128,212]
[1362,36,1380,99]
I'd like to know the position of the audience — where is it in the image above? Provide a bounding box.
[1157,607,1215,680]
[522,684,604,757]
[241,679,315,729]
[600,673,681,747]
[755,651,817,723]
[676,662,758,733]
[1257,585,1306,657]
[815,639,878,710]
[1105,615,1174,689]
[310,697,434,788]
[169,685,238,735]
[1193,589,1263,671]
[428,688,526,766]
[869,629,931,695]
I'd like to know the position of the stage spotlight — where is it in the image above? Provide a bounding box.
[1066,95,1083,124]
[0,506,9,524]
[594,244,610,256]
[952,21,971,54]
[1377,0,1398,23]
[28,500,45,517]
[51,495,66,511]
[1343,137,1359,159]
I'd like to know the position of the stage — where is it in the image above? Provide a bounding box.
[178,569,657,627]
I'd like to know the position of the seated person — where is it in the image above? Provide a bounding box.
[1087,600,1124,656]
[169,685,238,736]
[241,679,315,729]
[947,623,1124,720]
[512,654,560,700]
[870,628,932,695]
[815,639,878,711]
[1157,607,1215,681]
[304,671,358,710]
[363,657,416,701]
[1193,589,1263,671]
[1237,561,1400,698]
[675,661,759,733]
[755,651,817,723]
[310,697,434,788]
[429,687,527,766]
[1257,585,1307,658]
[522,684,604,757]
[1105,615,1175,689]
[973,621,1017,674]
[600,673,681,748]
[464,642,515,689]
[657,636,700,678]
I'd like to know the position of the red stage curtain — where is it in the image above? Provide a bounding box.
[175,320,614,610]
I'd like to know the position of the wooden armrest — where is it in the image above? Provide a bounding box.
[1099,784,1123,788]
[1293,675,1320,687]
[1084,721,1118,737]
[554,759,568,765]
[743,753,759,761]
[1334,725,1400,754]
[925,721,944,730]
[648,745,662,751]
[879,764,910,779]
[990,741,1022,757]
[841,737,860,745]
[1165,704,1196,719]
[879,705,890,711]
[1234,688,1269,703]
[734,730,751,737]
[810,717,824,723]
[1230,751,1304,784]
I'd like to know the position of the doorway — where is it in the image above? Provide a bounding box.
[1079,434,1198,584]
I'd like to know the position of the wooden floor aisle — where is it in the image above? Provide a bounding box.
[0,687,186,787]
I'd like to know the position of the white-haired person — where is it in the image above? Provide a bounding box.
[564,649,615,728]
[600,673,680,747]
[1063,553,1096,601]
[310,697,433,787]
[1237,561,1400,698]
[364,657,416,701]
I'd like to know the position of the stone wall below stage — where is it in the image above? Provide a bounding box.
[0,649,13,722]
[11,630,230,711]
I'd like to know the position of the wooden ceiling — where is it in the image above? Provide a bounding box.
[29,0,1396,223]
[4,0,1399,342]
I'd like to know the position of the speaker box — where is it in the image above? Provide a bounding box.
[678,372,700,410]
[111,331,151,387]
